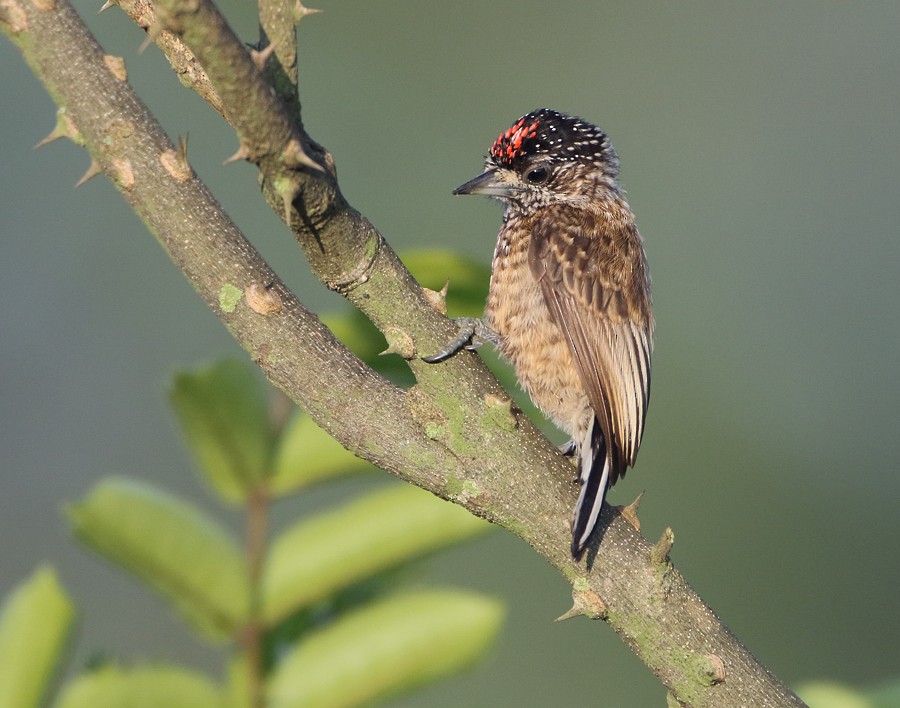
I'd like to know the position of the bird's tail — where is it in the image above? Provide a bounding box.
[570,416,611,560]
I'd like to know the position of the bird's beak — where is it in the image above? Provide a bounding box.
[453,169,516,197]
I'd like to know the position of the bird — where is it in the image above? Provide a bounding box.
[425,108,654,560]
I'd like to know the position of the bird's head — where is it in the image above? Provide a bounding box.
[454,108,621,212]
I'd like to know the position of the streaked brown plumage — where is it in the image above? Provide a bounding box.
[430,109,653,559]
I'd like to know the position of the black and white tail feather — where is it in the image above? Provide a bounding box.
[571,416,611,560]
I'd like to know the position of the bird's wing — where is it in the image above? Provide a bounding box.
[528,208,653,476]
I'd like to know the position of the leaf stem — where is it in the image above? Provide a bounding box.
[244,484,269,708]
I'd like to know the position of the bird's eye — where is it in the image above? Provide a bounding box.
[525,166,550,184]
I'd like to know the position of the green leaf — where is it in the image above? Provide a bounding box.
[262,484,489,625]
[169,359,275,502]
[796,681,871,708]
[267,590,503,708]
[67,477,248,641]
[0,566,75,708]
[268,410,373,498]
[56,664,221,708]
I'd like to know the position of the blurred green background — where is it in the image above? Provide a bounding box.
[2,1,899,705]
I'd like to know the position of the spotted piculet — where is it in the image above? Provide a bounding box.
[451,108,653,560]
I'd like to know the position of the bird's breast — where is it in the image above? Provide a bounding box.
[485,223,592,439]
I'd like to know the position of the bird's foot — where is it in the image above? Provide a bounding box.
[421,317,498,363]
[559,439,577,457]
[558,440,580,482]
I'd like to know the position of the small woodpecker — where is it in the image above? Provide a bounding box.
[427,109,654,560]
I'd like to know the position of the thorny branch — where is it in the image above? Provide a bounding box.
[0,0,804,705]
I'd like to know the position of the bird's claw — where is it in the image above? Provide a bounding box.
[422,317,498,363]
[558,440,581,483]
[559,439,577,457]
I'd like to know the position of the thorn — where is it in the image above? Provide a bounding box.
[274,176,301,225]
[223,145,250,165]
[138,21,163,53]
[422,280,449,314]
[294,0,321,22]
[74,160,102,188]
[627,490,645,514]
[556,587,607,622]
[283,138,323,172]
[555,604,582,623]
[249,42,277,72]
[35,109,79,149]
[98,0,117,12]
[617,490,644,531]
[177,134,189,162]
[380,327,415,359]
[280,187,299,225]
[160,139,192,182]
[35,127,66,149]
[650,527,675,566]
[379,343,402,357]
